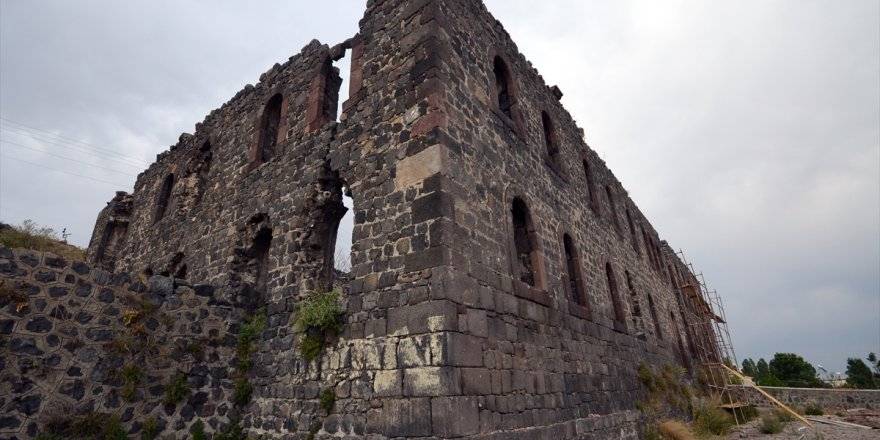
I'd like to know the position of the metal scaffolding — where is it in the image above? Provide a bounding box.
[674,250,744,423]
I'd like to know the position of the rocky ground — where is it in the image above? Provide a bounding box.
[725,409,880,440]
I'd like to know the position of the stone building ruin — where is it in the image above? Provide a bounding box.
[1,1,728,438]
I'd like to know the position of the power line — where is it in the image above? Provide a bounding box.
[0,126,147,169]
[0,154,129,187]
[0,140,138,177]
[0,118,151,167]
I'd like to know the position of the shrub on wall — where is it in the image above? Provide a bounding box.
[293,290,343,361]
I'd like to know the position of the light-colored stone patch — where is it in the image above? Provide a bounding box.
[394,144,449,190]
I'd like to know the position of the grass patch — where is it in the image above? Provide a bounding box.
[213,417,247,440]
[164,372,190,406]
[230,310,266,408]
[0,219,85,261]
[119,363,144,401]
[759,412,785,434]
[0,280,28,313]
[233,377,253,407]
[190,420,207,440]
[319,388,336,413]
[691,398,734,437]
[804,402,824,415]
[293,290,343,361]
[636,363,693,419]
[141,417,159,440]
[41,412,127,440]
[658,420,696,440]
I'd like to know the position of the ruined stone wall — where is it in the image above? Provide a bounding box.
[1,247,249,439]
[70,0,725,438]
[407,0,714,436]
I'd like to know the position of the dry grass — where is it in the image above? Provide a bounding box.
[0,220,85,261]
[658,420,697,440]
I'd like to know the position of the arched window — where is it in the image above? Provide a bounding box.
[625,270,641,317]
[583,160,598,212]
[542,111,560,168]
[605,186,621,231]
[154,173,175,223]
[494,56,513,119]
[562,234,587,307]
[511,198,542,288]
[605,262,627,326]
[626,210,640,255]
[648,293,663,340]
[251,226,272,293]
[256,93,283,164]
[671,311,691,369]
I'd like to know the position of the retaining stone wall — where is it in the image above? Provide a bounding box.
[732,386,880,410]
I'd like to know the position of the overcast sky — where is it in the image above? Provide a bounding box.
[1,0,878,375]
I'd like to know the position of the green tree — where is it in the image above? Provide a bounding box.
[868,353,880,378]
[742,358,757,377]
[845,358,877,389]
[768,353,825,388]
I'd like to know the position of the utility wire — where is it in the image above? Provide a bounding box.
[0,118,151,167]
[0,154,129,187]
[0,140,138,177]
[0,126,147,170]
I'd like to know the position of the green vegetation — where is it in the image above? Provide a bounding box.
[233,377,253,407]
[40,412,126,440]
[213,418,247,440]
[691,398,734,437]
[293,290,343,361]
[190,420,207,440]
[319,388,336,413]
[740,354,826,387]
[804,402,824,416]
[846,354,879,389]
[119,363,144,401]
[164,371,190,405]
[636,363,693,418]
[759,412,785,434]
[230,310,266,408]
[141,417,159,440]
[0,219,85,260]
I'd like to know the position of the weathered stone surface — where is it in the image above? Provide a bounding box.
[3,1,726,439]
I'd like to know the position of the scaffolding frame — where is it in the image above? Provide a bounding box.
[675,250,744,424]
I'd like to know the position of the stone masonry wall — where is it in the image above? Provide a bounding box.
[0,247,251,439]
[69,0,726,438]
[732,386,880,410]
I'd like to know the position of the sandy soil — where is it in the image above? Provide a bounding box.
[725,409,880,440]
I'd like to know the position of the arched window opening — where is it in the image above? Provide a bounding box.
[251,226,273,294]
[625,270,641,317]
[334,189,354,273]
[583,160,598,212]
[256,93,283,164]
[154,174,175,223]
[542,111,560,168]
[605,262,627,327]
[648,294,663,340]
[511,198,541,288]
[605,186,621,231]
[494,56,513,119]
[313,168,349,292]
[562,234,587,307]
[671,311,691,369]
[626,210,640,255]
[93,221,128,269]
